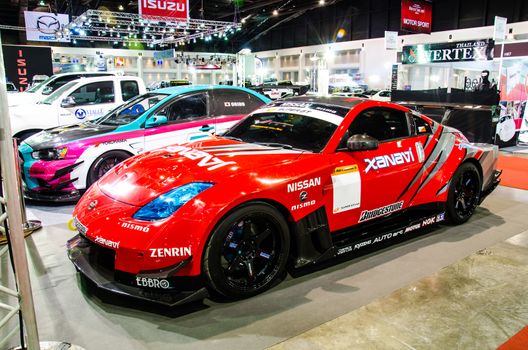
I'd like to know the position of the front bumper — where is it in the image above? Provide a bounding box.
[24,188,82,203]
[67,234,207,306]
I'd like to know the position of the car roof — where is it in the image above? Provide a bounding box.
[153,84,266,98]
[67,75,141,84]
[53,71,117,77]
[279,95,365,110]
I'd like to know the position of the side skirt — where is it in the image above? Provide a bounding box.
[289,203,446,271]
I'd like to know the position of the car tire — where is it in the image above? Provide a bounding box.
[202,202,290,299]
[445,162,481,225]
[87,151,130,187]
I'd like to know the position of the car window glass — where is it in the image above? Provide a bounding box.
[379,91,391,97]
[349,108,410,142]
[121,80,140,101]
[94,93,169,126]
[40,81,78,105]
[68,81,115,106]
[41,75,80,95]
[158,92,208,123]
[225,112,338,153]
[212,89,265,115]
[413,115,432,135]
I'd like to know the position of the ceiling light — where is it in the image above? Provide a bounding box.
[319,0,325,4]
[118,4,124,11]
[273,9,278,16]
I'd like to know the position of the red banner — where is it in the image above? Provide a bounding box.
[139,0,189,20]
[401,0,432,34]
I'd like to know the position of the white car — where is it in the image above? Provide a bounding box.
[370,90,391,102]
[10,76,146,140]
[8,71,117,107]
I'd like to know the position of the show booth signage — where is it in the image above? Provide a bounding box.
[2,45,53,91]
[402,39,495,64]
[401,0,432,34]
[139,0,189,20]
[24,11,70,42]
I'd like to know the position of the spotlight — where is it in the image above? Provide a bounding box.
[273,9,278,16]
[118,4,124,11]
[319,0,325,4]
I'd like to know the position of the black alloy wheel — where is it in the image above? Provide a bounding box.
[87,150,130,187]
[203,202,290,299]
[445,162,481,225]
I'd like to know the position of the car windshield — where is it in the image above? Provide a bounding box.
[91,93,169,126]
[40,82,78,105]
[27,75,55,93]
[224,112,339,153]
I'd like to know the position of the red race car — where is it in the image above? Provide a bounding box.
[68,97,501,306]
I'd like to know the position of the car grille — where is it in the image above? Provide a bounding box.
[73,217,88,236]
[83,236,116,272]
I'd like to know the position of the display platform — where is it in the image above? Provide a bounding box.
[2,186,527,349]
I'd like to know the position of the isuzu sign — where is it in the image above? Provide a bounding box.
[401,0,432,34]
[139,0,189,20]
[402,39,495,64]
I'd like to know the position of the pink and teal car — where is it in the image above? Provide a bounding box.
[19,85,270,202]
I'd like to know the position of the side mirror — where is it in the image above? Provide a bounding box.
[60,96,76,108]
[145,115,168,128]
[347,134,379,151]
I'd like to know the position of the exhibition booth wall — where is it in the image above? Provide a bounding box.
[253,21,528,90]
[2,45,236,87]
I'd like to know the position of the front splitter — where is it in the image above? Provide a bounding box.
[67,235,208,307]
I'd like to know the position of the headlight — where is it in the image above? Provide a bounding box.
[133,182,214,221]
[31,147,68,160]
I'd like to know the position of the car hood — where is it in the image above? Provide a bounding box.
[98,137,306,206]
[8,92,38,106]
[25,122,118,150]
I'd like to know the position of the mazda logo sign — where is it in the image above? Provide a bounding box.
[36,15,60,35]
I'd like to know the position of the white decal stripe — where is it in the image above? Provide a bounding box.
[215,150,302,156]
[201,143,267,150]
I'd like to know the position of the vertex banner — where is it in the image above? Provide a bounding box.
[139,0,189,20]
[401,0,432,34]
[402,39,495,64]
[24,11,70,42]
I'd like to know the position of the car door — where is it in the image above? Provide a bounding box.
[210,89,267,135]
[324,107,426,232]
[58,80,117,125]
[143,91,214,151]
[119,79,141,102]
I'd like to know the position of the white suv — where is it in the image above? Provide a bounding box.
[10,76,146,140]
[8,71,117,107]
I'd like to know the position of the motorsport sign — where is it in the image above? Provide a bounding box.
[24,11,69,42]
[402,39,495,64]
[401,0,432,34]
[139,0,189,20]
